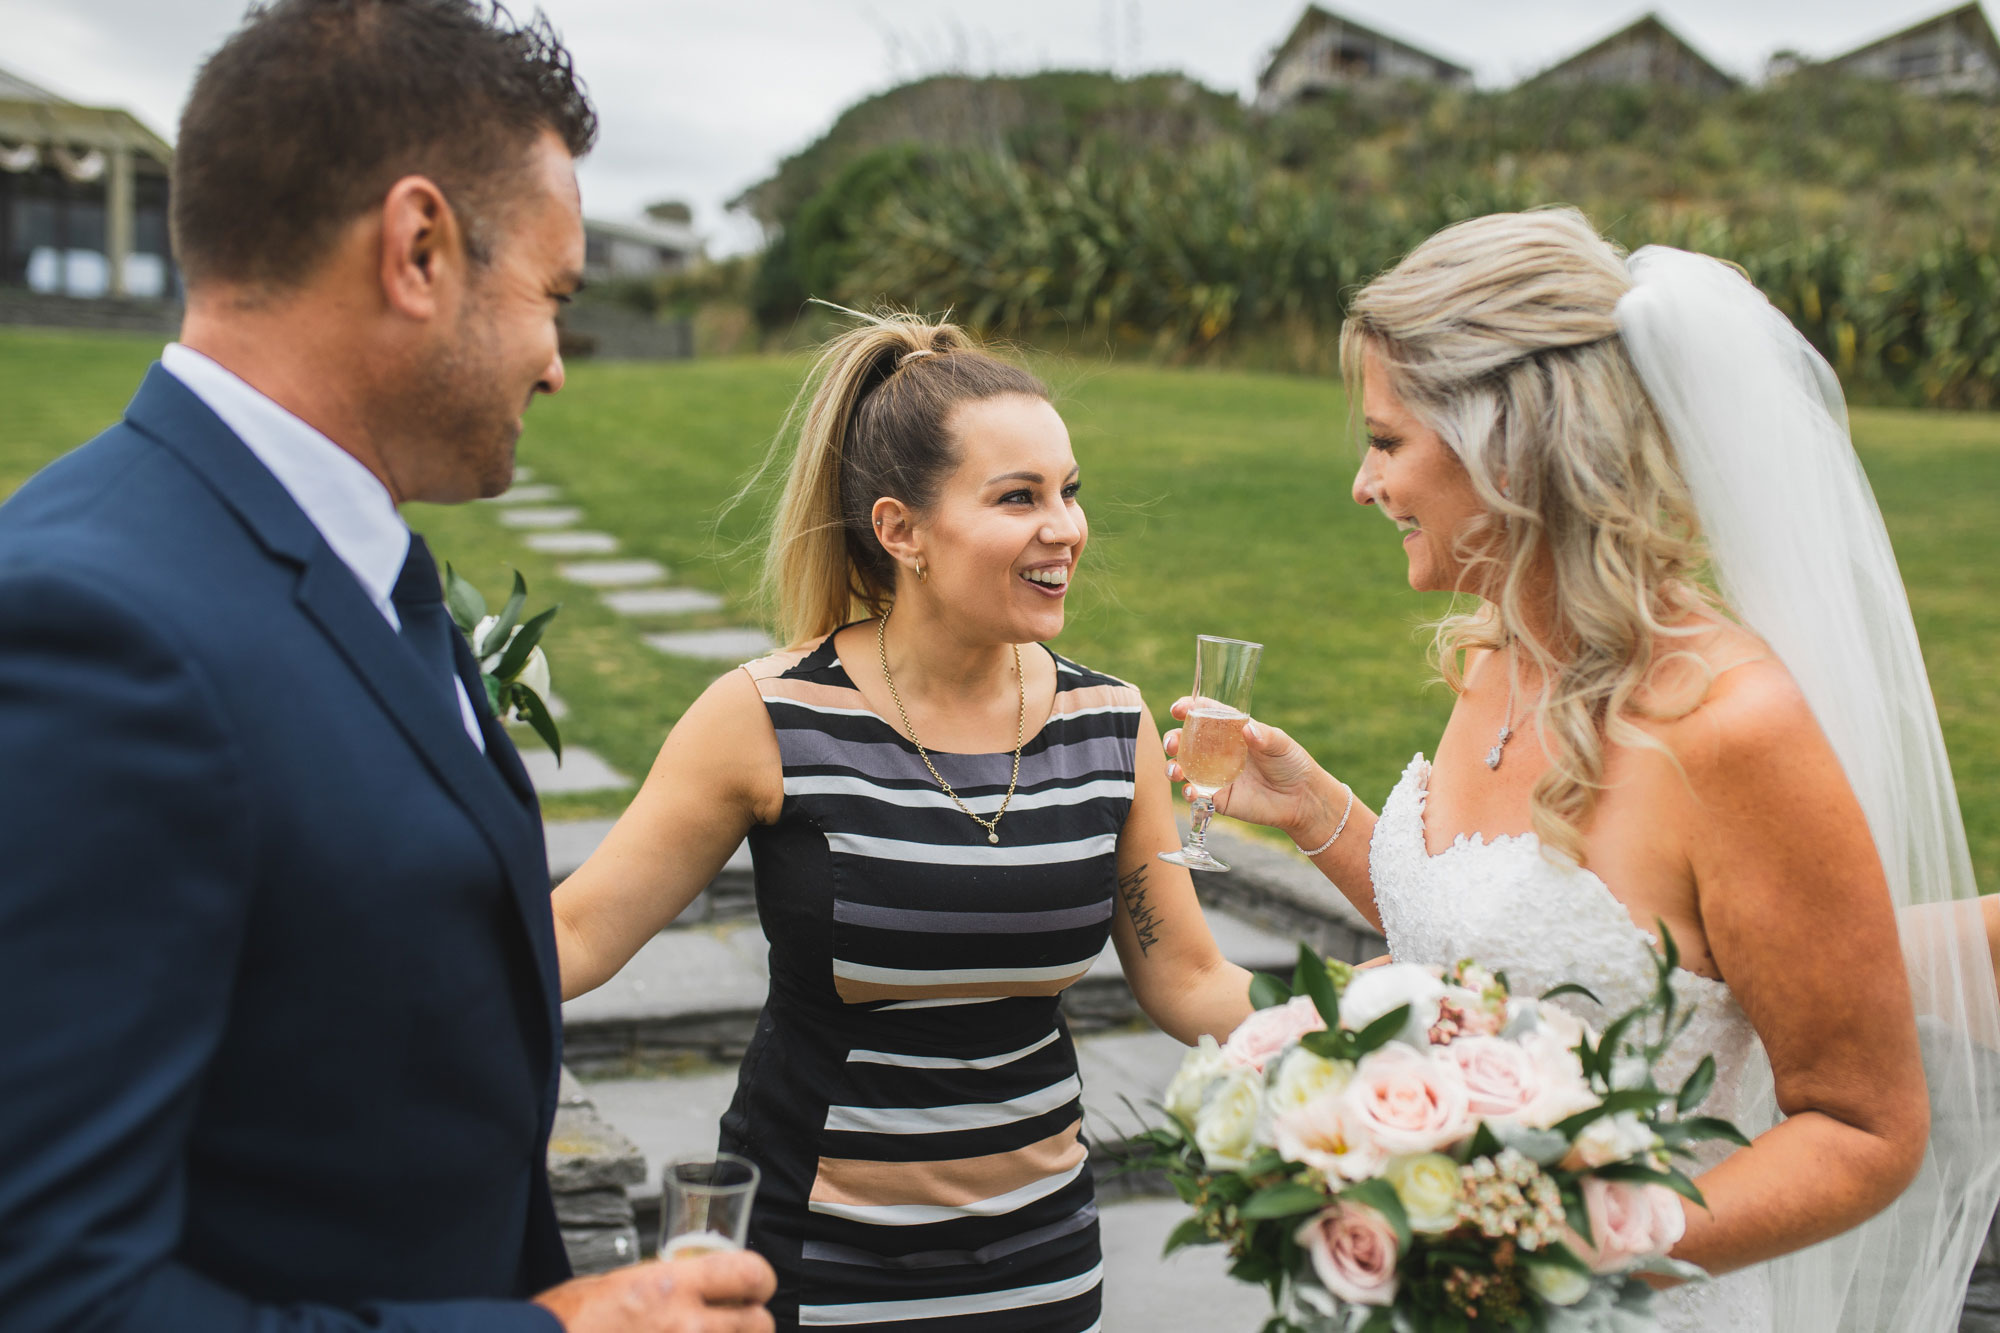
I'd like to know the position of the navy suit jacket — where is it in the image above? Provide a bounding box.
[0,367,569,1332]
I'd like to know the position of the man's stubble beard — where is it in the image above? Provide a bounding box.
[394,289,520,503]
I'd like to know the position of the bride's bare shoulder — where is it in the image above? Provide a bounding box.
[1651,615,1824,778]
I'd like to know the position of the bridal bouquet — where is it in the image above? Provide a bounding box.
[1121,931,1746,1332]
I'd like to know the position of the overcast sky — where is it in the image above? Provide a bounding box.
[4,0,1988,254]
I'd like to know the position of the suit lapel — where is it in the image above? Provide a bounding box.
[124,365,562,1030]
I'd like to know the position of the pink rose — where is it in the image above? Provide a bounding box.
[1572,1178,1687,1274]
[1222,995,1326,1073]
[1273,1090,1386,1183]
[1345,1044,1474,1156]
[1441,1035,1544,1119]
[1512,1031,1600,1130]
[1296,1202,1401,1306]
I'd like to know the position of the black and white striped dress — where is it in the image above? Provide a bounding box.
[719,629,1141,1331]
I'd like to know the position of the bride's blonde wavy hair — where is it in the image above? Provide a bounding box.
[1340,208,1726,861]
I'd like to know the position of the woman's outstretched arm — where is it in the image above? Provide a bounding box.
[1107,701,1254,1044]
[1162,699,1385,934]
[551,669,781,1001]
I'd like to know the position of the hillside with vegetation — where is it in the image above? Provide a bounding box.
[666,69,2000,406]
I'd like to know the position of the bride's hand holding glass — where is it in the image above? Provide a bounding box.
[1162,698,1351,853]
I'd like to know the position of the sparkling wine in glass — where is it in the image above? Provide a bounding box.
[659,1152,759,1261]
[1161,635,1262,873]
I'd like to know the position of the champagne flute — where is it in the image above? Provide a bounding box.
[658,1152,759,1260]
[1160,635,1263,872]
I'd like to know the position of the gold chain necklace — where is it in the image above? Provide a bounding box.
[875,609,1024,844]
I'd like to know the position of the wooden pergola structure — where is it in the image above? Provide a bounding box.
[0,67,174,300]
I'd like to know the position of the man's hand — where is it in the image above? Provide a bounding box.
[534,1249,776,1333]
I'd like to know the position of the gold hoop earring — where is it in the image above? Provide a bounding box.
[917,562,929,583]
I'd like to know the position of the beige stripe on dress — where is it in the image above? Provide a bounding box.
[833,971,1092,1005]
[810,1121,1086,1210]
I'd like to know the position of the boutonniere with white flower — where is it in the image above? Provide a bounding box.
[443,564,562,761]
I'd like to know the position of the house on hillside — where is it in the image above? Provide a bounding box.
[1825,3,2000,96]
[1533,13,1737,95]
[1256,5,1472,111]
[582,204,698,284]
[0,65,175,300]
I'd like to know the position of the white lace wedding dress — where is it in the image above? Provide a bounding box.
[1370,754,1773,1332]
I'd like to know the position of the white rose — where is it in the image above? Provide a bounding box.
[1165,1035,1229,1126]
[1265,1046,1356,1122]
[1566,1111,1659,1169]
[1524,1259,1592,1306]
[1384,1152,1463,1234]
[1338,963,1446,1046]
[1194,1067,1263,1169]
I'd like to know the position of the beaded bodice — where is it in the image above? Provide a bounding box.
[1370,755,1772,1331]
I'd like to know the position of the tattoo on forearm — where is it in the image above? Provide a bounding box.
[1119,866,1162,956]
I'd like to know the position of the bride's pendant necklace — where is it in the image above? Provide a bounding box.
[876,608,1025,844]
[1486,661,1518,771]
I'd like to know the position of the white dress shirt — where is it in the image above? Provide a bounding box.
[161,343,486,752]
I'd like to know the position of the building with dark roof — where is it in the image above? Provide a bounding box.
[1534,13,1737,95]
[1826,3,2000,96]
[1256,5,1472,111]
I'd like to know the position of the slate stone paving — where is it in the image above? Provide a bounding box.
[557,559,671,587]
[643,628,777,661]
[482,483,564,505]
[524,531,620,555]
[600,588,725,617]
[496,506,585,529]
[519,747,631,795]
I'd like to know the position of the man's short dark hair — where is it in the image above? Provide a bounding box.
[171,0,597,290]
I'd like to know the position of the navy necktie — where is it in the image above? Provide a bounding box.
[392,534,466,725]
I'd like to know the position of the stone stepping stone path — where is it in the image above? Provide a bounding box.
[521,748,631,795]
[526,531,620,555]
[497,506,585,529]
[482,483,564,505]
[642,628,776,661]
[559,559,671,587]
[601,588,723,616]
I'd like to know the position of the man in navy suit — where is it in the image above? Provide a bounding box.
[0,3,773,1330]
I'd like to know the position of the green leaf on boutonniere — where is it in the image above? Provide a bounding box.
[511,684,562,762]
[484,674,504,717]
[479,570,530,659]
[444,562,487,633]
[495,604,559,680]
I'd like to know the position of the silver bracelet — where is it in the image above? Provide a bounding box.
[1294,786,1355,857]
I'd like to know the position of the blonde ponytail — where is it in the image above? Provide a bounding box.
[759,310,1047,647]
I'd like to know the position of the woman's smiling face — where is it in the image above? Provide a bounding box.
[1350,348,1491,595]
[914,393,1087,644]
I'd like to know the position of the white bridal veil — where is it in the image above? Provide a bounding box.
[1616,247,2000,1332]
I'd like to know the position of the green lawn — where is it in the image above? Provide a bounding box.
[4,327,1997,890]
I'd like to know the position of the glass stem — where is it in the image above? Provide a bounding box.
[1189,794,1216,850]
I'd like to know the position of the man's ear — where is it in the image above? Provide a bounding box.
[870,498,923,576]
[379,175,465,320]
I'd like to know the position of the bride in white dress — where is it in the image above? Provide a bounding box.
[1166,210,2000,1331]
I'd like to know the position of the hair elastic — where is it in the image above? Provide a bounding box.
[898,348,937,367]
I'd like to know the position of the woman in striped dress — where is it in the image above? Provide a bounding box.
[555,315,1261,1329]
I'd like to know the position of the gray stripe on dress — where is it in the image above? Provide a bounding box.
[832,898,1114,934]
[775,731,1135,787]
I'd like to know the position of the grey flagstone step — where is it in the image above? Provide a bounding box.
[526,531,620,555]
[482,483,563,505]
[643,628,776,661]
[559,559,671,587]
[496,506,584,529]
[600,587,725,617]
[520,746,632,795]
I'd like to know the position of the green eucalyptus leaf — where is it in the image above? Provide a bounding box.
[1296,941,1341,1028]
[1240,1180,1329,1221]
[444,562,486,633]
[1677,1056,1718,1113]
[512,685,562,763]
[1249,971,1293,1011]
[495,604,559,680]
[1299,1029,1351,1061]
